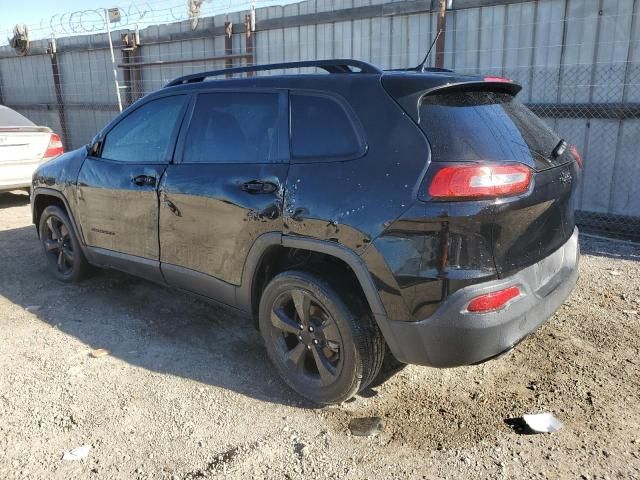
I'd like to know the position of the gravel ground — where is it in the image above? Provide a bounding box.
[0,190,639,480]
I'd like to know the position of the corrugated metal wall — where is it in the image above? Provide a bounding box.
[0,0,638,223]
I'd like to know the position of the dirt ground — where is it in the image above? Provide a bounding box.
[0,190,639,480]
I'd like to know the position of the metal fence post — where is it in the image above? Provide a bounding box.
[48,39,69,151]
[245,14,254,77]
[0,67,4,105]
[133,28,143,101]
[435,0,448,69]
[225,21,233,78]
[121,36,133,108]
[105,9,123,112]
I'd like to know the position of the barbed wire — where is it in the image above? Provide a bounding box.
[47,4,166,36]
[5,0,640,46]
[2,0,269,43]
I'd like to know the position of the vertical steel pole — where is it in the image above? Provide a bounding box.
[435,0,447,69]
[121,48,133,107]
[0,62,4,104]
[105,9,123,112]
[49,38,69,151]
[225,21,233,78]
[133,26,143,102]
[245,14,254,77]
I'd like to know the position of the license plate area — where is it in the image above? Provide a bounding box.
[533,243,565,289]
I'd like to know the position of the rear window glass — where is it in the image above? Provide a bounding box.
[0,105,34,127]
[290,94,363,160]
[419,91,560,164]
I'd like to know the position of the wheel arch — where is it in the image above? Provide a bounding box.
[238,234,388,324]
[32,188,84,247]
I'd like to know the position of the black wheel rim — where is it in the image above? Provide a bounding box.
[43,215,74,276]
[270,289,343,387]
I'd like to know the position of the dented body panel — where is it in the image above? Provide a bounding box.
[282,76,429,251]
[76,157,167,260]
[159,163,288,286]
[32,147,87,227]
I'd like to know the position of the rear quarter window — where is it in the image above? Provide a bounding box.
[290,93,364,161]
[419,91,561,166]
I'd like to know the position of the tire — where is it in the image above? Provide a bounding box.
[38,205,91,283]
[364,347,407,389]
[259,270,385,405]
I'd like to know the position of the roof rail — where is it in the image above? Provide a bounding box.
[385,66,454,73]
[165,59,382,87]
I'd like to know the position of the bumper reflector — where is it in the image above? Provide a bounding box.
[467,286,521,313]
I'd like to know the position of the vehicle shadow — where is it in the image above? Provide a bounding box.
[0,224,314,408]
[0,191,30,208]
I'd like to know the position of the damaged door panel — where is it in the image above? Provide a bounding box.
[76,94,188,281]
[158,90,288,300]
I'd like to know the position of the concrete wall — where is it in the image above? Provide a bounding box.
[0,0,638,220]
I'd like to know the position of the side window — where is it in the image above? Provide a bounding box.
[290,93,363,160]
[183,92,285,164]
[100,95,186,163]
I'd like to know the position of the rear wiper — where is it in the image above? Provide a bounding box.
[551,139,567,158]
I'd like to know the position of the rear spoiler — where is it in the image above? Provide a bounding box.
[0,126,52,133]
[381,73,522,124]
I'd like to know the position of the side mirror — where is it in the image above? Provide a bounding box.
[88,134,102,157]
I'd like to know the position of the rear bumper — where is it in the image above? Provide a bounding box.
[381,228,580,367]
[0,158,44,191]
[0,182,31,191]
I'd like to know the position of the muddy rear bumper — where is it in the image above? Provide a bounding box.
[380,228,579,367]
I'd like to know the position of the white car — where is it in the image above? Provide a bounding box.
[0,105,64,192]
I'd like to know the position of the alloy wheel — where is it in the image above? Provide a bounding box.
[43,215,74,276]
[269,288,344,386]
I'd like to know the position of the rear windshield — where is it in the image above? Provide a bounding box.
[0,105,35,127]
[419,91,560,166]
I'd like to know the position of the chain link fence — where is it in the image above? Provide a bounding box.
[1,0,639,239]
[479,63,640,240]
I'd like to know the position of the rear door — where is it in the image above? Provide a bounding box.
[158,90,288,303]
[76,94,188,280]
[417,88,579,276]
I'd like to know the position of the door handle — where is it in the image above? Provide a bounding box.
[241,180,278,194]
[132,174,156,187]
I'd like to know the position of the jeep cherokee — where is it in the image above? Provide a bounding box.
[31,59,580,404]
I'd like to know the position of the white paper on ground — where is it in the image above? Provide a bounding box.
[62,445,91,461]
[522,413,562,433]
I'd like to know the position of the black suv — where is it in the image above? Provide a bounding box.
[31,59,580,404]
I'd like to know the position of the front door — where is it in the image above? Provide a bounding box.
[76,94,188,281]
[158,90,289,304]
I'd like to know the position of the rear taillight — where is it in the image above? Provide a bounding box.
[570,144,582,168]
[428,163,532,200]
[44,133,64,159]
[467,286,521,313]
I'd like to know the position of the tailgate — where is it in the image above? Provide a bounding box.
[491,161,578,277]
[0,129,51,163]
[401,82,579,277]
